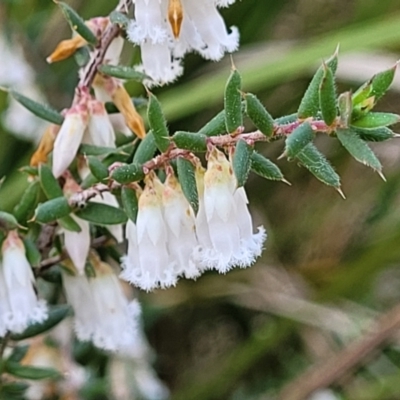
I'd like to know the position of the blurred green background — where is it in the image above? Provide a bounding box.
[4,0,400,399]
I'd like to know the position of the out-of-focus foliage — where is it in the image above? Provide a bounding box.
[4,0,400,399]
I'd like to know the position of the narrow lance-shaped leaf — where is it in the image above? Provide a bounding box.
[57,1,97,45]
[121,187,139,223]
[251,152,287,183]
[5,362,61,380]
[274,113,298,125]
[10,305,71,341]
[297,47,339,119]
[338,92,352,128]
[352,126,395,142]
[98,65,148,82]
[177,158,199,214]
[296,143,341,189]
[224,68,243,133]
[351,112,400,128]
[147,93,170,152]
[87,156,109,182]
[198,110,226,137]
[8,346,29,363]
[336,128,382,173]
[284,122,315,160]
[39,164,63,199]
[111,163,145,184]
[0,212,19,231]
[23,237,41,268]
[78,144,116,156]
[244,93,274,137]
[133,131,157,164]
[75,202,128,225]
[173,131,207,152]
[58,216,82,232]
[34,197,72,224]
[233,139,253,187]
[6,89,64,125]
[13,180,41,223]
[319,63,337,126]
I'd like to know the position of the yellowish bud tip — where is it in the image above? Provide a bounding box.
[46,35,87,64]
[112,85,146,139]
[30,125,59,167]
[168,0,184,39]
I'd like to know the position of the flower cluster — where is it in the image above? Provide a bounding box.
[0,231,48,335]
[121,147,266,291]
[127,0,239,86]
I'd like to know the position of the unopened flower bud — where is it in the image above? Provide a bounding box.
[46,35,87,64]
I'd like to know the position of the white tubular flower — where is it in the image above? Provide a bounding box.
[52,100,89,178]
[162,171,200,279]
[83,99,116,148]
[1,231,48,333]
[127,0,238,86]
[91,192,124,243]
[121,173,177,291]
[194,147,266,272]
[62,259,140,352]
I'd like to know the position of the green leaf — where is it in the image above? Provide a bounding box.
[98,65,148,81]
[5,362,61,380]
[297,48,338,119]
[13,181,41,223]
[284,122,315,160]
[8,345,29,363]
[371,64,397,100]
[74,46,90,67]
[40,265,62,284]
[296,143,341,188]
[23,237,41,268]
[34,197,72,224]
[7,89,64,125]
[1,382,29,396]
[0,211,19,231]
[109,10,130,27]
[78,144,116,156]
[10,305,71,341]
[319,63,337,125]
[75,202,128,225]
[121,187,139,223]
[177,158,199,214]
[244,93,274,137]
[133,131,157,164]
[173,131,207,152]
[232,139,253,187]
[352,126,395,142]
[198,110,226,137]
[251,152,286,182]
[39,164,62,199]
[87,157,109,182]
[274,113,298,125]
[147,93,170,152]
[57,1,97,45]
[58,215,82,232]
[111,163,145,184]
[224,68,243,133]
[351,112,400,128]
[336,128,382,172]
[338,92,352,128]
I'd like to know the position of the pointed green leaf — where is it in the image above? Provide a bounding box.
[173,131,207,152]
[109,11,130,27]
[148,93,170,152]
[40,265,62,284]
[23,237,41,268]
[10,305,71,341]
[133,131,157,164]
[39,164,62,199]
[198,110,226,137]
[13,181,41,223]
[121,187,139,223]
[1,382,29,397]
[285,122,315,160]
[98,65,148,82]
[87,156,109,182]
[75,202,127,225]
[296,143,341,188]
[244,93,274,137]
[58,215,82,232]
[0,211,19,231]
[251,152,286,182]
[338,92,352,128]
[5,362,61,380]
[177,158,199,214]
[337,128,382,172]
[298,49,338,118]
[7,90,64,125]
[224,68,243,133]
[351,126,395,142]
[319,64,337,126]
[58,1,97,45]
[274,113,298,125]
[8,346,29,363]
[74,46,90,67]
[34,197,72,224]
[111,163,145,184]
[351,112,400,128]
[78,144,116,156]
[371,64,397,100]
[233,139,253,187]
